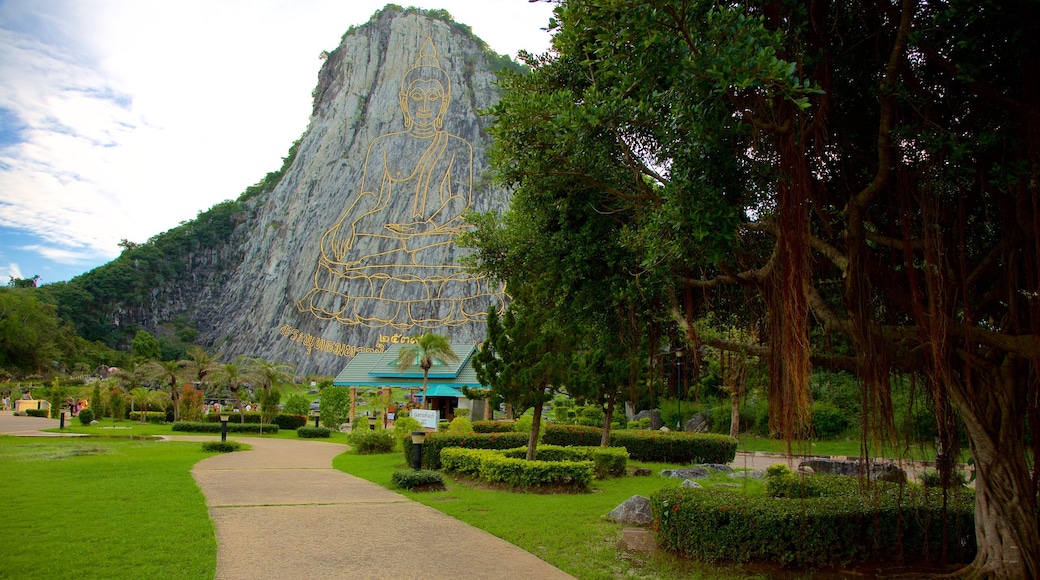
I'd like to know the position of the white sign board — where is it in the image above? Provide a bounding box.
[411,409,440,430]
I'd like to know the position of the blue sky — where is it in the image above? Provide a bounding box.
[0,0,555,286]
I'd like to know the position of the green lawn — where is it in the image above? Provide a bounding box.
[0,436,217,580]
[333,450,790,580]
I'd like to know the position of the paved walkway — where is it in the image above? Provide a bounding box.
[183,436,574,580]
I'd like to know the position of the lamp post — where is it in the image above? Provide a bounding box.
[311,411,320,428]
[59,407,67,429]
[676,351,683,431]
[368,414,377,431]
[220,411,230,442]
[411,431,426,470]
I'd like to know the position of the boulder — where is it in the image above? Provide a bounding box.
[798,458,907,483]
[681,479,702,488]
[684,413,710,433]
[607,495,653,526]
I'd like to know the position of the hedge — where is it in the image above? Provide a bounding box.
[274,414,308,430]
[296,426,331,438]
[441,447,594,490]
[500,445,628,478]
[24,409,49,418]
[471,420,517,433]
[410,432,530,469]
[171,422,279,434]
[542,424,737,464]
[651,482,976,568]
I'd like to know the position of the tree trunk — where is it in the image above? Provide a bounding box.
[947,359,1039,579]
[526,400,543,461]
[729,388,741,440]
[601,389,616,447]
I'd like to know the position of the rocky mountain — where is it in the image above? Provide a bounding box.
[104,8,515,376]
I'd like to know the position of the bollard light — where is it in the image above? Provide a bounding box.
[311,411,320,428]
[368,415,377,431]
[60,407,67,430]
[220,412,230,442]
[411,431,426,470]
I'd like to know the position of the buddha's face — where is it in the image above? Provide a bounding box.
[401,79,448,130]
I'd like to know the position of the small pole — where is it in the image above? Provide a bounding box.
[411,431,426,470]
[220,412,230,442]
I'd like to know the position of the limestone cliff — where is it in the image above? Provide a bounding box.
[187,8,512,376]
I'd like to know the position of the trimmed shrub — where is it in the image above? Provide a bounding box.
[171,421,278,434]
[501,445,628,478]
[348,427,396,454]
[77,408,95,425]
[472,420,515,433]
[391,469,446,491]
[25,408,48,418]
[542,424,737,464]
[274,413,308,430]
[296,426,332,438]
[419,432,530,469]
[651,483,975,568]
[441,447,594,490]
[448,416,474,434]
[202,441,243,453]
[282,393,311,416]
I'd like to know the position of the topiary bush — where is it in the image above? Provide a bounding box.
[391,469,446,491]
[418,432,530,469]
[77,408,95,425]
[171,421,278,434]
[296,426,332,438]
[25,408,49,418]
[448,416,474,434]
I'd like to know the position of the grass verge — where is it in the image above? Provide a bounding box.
[0,436,217,580]
[333,450,787,580]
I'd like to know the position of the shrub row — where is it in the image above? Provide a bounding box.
[24,409,49,418]
[441,447,594,490]
[409,432,530,469]
[542,424,737,464]
[129,411,166,424]
[651,483,976,568]
[499,445,628,478]
[171,422,279,434]
[202,412,306,429]
[296,426,331,438]
[471,420,517,433]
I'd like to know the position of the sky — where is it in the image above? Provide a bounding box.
[0,0,557,286]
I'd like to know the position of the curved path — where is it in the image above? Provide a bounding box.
[183,436,574,580]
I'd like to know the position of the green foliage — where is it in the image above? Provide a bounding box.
[417,431,530,470]
[319,386,351,431]
[130,330,161,362]
[650,483,976,568]
[77,407,95,424]
[24,408,48,418]
[281,393,311,416]
[201,441,243,453]
[296,426,332,438]
[0,288,59,373]
[391,469,446,491]
[273,413,307,430]
[107,388,127,420]
[500,444,629,479]
[541,424,737,464]
[348,426,396,454]
[448,416,474,434]
[441,447,594,490]
[128,411,166,424]
[471,420,515,433]
[44,377,68,419]
[171,422,278,434]
[811,402,852,439]
[90,383,105,419]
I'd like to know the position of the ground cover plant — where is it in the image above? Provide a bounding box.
[0,436,217,580]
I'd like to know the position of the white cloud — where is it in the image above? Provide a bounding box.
[0,0,556,281]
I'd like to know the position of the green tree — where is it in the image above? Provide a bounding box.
[0,288,59,374]
[130,330,161,363]
[247,357,297,433]
[488,1,1040,574]
[185,346,220,396]
[473,303,569,460]
[214,357,247,422]
[319,386,351,431]
[394,333,458,411]
[146,359,188,421]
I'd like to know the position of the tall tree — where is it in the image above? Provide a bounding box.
[146,359,188,421]
[491,1,1040,575]
[185,346,220,395]
[473,303,570,460]
[395,333,458,411]
[215,356,247,422]
[247,357,297,432]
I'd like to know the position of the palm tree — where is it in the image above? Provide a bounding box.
[146,359,188,421]
[186,346,220,396]
[246,357,297,433]
[395,333,458,410]
[215,356,247,422]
